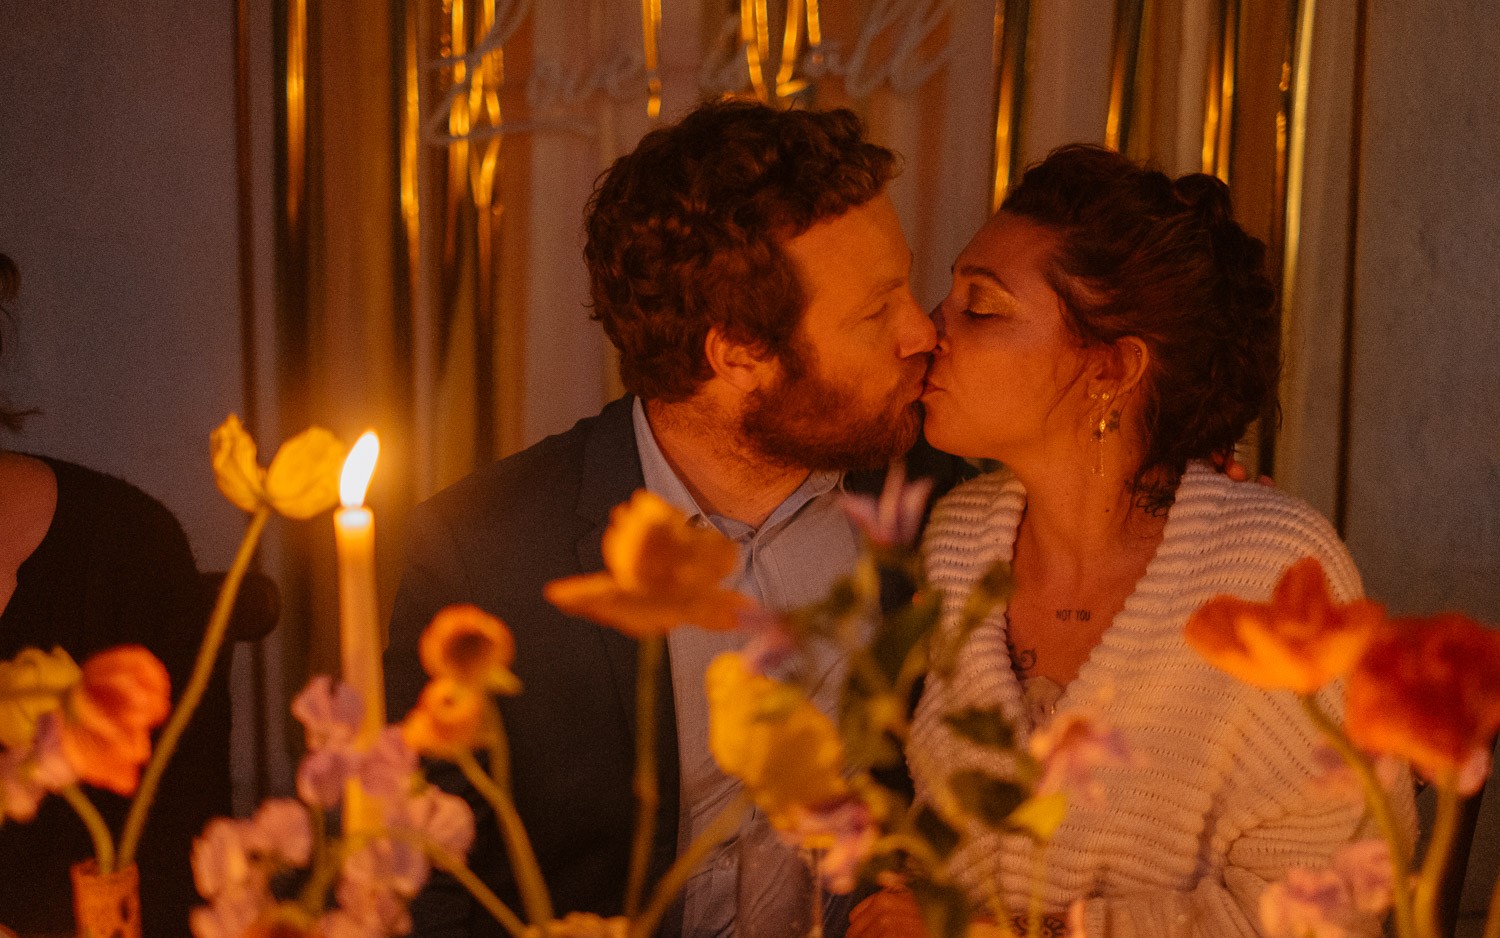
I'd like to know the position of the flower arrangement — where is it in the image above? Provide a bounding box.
[0,416,346,937]
[1187,557,1500,938]
[6,416,1498,938]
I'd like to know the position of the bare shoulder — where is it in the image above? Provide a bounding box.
[0,452,58,573]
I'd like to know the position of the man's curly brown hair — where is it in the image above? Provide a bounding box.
[583,99,897,401]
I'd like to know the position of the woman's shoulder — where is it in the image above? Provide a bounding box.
[34,455,196,569]
[1172,462,1363,601]
[0,452,58,569]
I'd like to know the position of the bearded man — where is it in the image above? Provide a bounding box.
[385,98,960,938]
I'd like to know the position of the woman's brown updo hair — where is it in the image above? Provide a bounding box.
[0,253,26,432]
[1001,144,1279,511]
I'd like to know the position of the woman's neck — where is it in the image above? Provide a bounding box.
[1005,450,1165,584]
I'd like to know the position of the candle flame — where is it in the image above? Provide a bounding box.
[340,431,380,507]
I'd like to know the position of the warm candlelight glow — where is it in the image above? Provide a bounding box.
[340,431,380,507]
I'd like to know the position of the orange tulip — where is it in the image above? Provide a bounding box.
[60,646,170,795]
[419,605,521,694]
[401,679,494,758]
[545,490,747,638]
[1345,613,1500,793]
[1185,557,1385,694]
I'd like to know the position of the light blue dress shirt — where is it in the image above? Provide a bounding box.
[631,400,859,937]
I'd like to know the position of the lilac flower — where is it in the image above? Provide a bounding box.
[192,818,257,900]
[337,838,430,935]
[1331,839,1393,915]
[0,712,75,822]
[318,909,380,938]
[1028,711,1133,807]
[359,727,418,801]
[394,785,476,858]
[738,604,797,676]
[291,676,362,751]
[1259,866,1355,938]
[839,463,933,549]
[245,798,313,868]
[1309,746,1403,803]
[296,745,360,809]
[778,796,878,894]
[189,892,264,938]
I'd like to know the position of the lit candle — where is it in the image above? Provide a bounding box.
[335,431,384,744]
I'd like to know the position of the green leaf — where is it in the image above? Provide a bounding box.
[1007,791,1069,841]
[957,559,1015,629]
[908,877,972,938]
[868,588,943,685]
[942,707,1016,750]
[912,805,960,860]
[948,770,1028,828]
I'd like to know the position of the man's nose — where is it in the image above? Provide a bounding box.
[896,292,937,359]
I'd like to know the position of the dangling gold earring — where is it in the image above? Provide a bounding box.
[1091,390,1120,476]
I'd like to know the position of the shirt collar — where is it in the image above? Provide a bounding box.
[632,398,844,538]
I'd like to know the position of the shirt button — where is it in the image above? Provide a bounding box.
[717,854,735,871]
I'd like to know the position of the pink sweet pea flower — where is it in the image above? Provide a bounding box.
[189,893,267,938]
[0,712,76,822]
[1259,867,1355,938]
[336,838,429,935]
[739,604,797,676]
[244,798,313,868]
[291,676,362,751]
[1028,711,1132,807]
[778,797,878,894]
[357,727,418,803]
[839,463,933,549]
[394,786,476,859]
[1331,839,1393,915]
[291,677,366,808]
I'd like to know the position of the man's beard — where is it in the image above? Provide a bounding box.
[740,359,923,473]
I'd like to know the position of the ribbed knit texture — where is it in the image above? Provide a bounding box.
[909,462,1417,937]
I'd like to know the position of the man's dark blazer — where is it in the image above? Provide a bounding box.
[385,396,966,937]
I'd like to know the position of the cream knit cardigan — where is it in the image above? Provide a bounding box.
[908,463,1417,937]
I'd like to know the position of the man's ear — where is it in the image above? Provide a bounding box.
[1088,336,1151,399]
[704,326,776,394]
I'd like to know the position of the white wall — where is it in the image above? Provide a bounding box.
[0,0,246,568]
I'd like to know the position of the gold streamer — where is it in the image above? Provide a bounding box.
[990,0,1031,210]
[286,0,307,229]
[1201,0,1238,181]
[445,0,469,272]
[641,0,662,119]
[1277,0,1316,465]
[741,0,771,102]
[777,0,807,98]
[805,0,822,49]
[1105,0,1146,152]
[400,0,421,281]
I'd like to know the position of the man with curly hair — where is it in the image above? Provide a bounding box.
[387,98,951,938]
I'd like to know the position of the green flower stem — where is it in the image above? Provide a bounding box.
[455,747,554,927]
[1413,775,1460,938]
[297,804,330,912]
[631,790,751,938]
[624,636,663,920]
[1026,840,1046,938]
[396,829,528,938]
[1299,695,1414,938]
[62,784,115,873]
[119,506,271,868]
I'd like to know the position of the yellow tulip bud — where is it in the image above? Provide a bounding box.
[210,414,266,513]
[0,646,81,748]
[264,426,347,519]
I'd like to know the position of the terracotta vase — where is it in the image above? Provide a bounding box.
[69,860,142,938]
